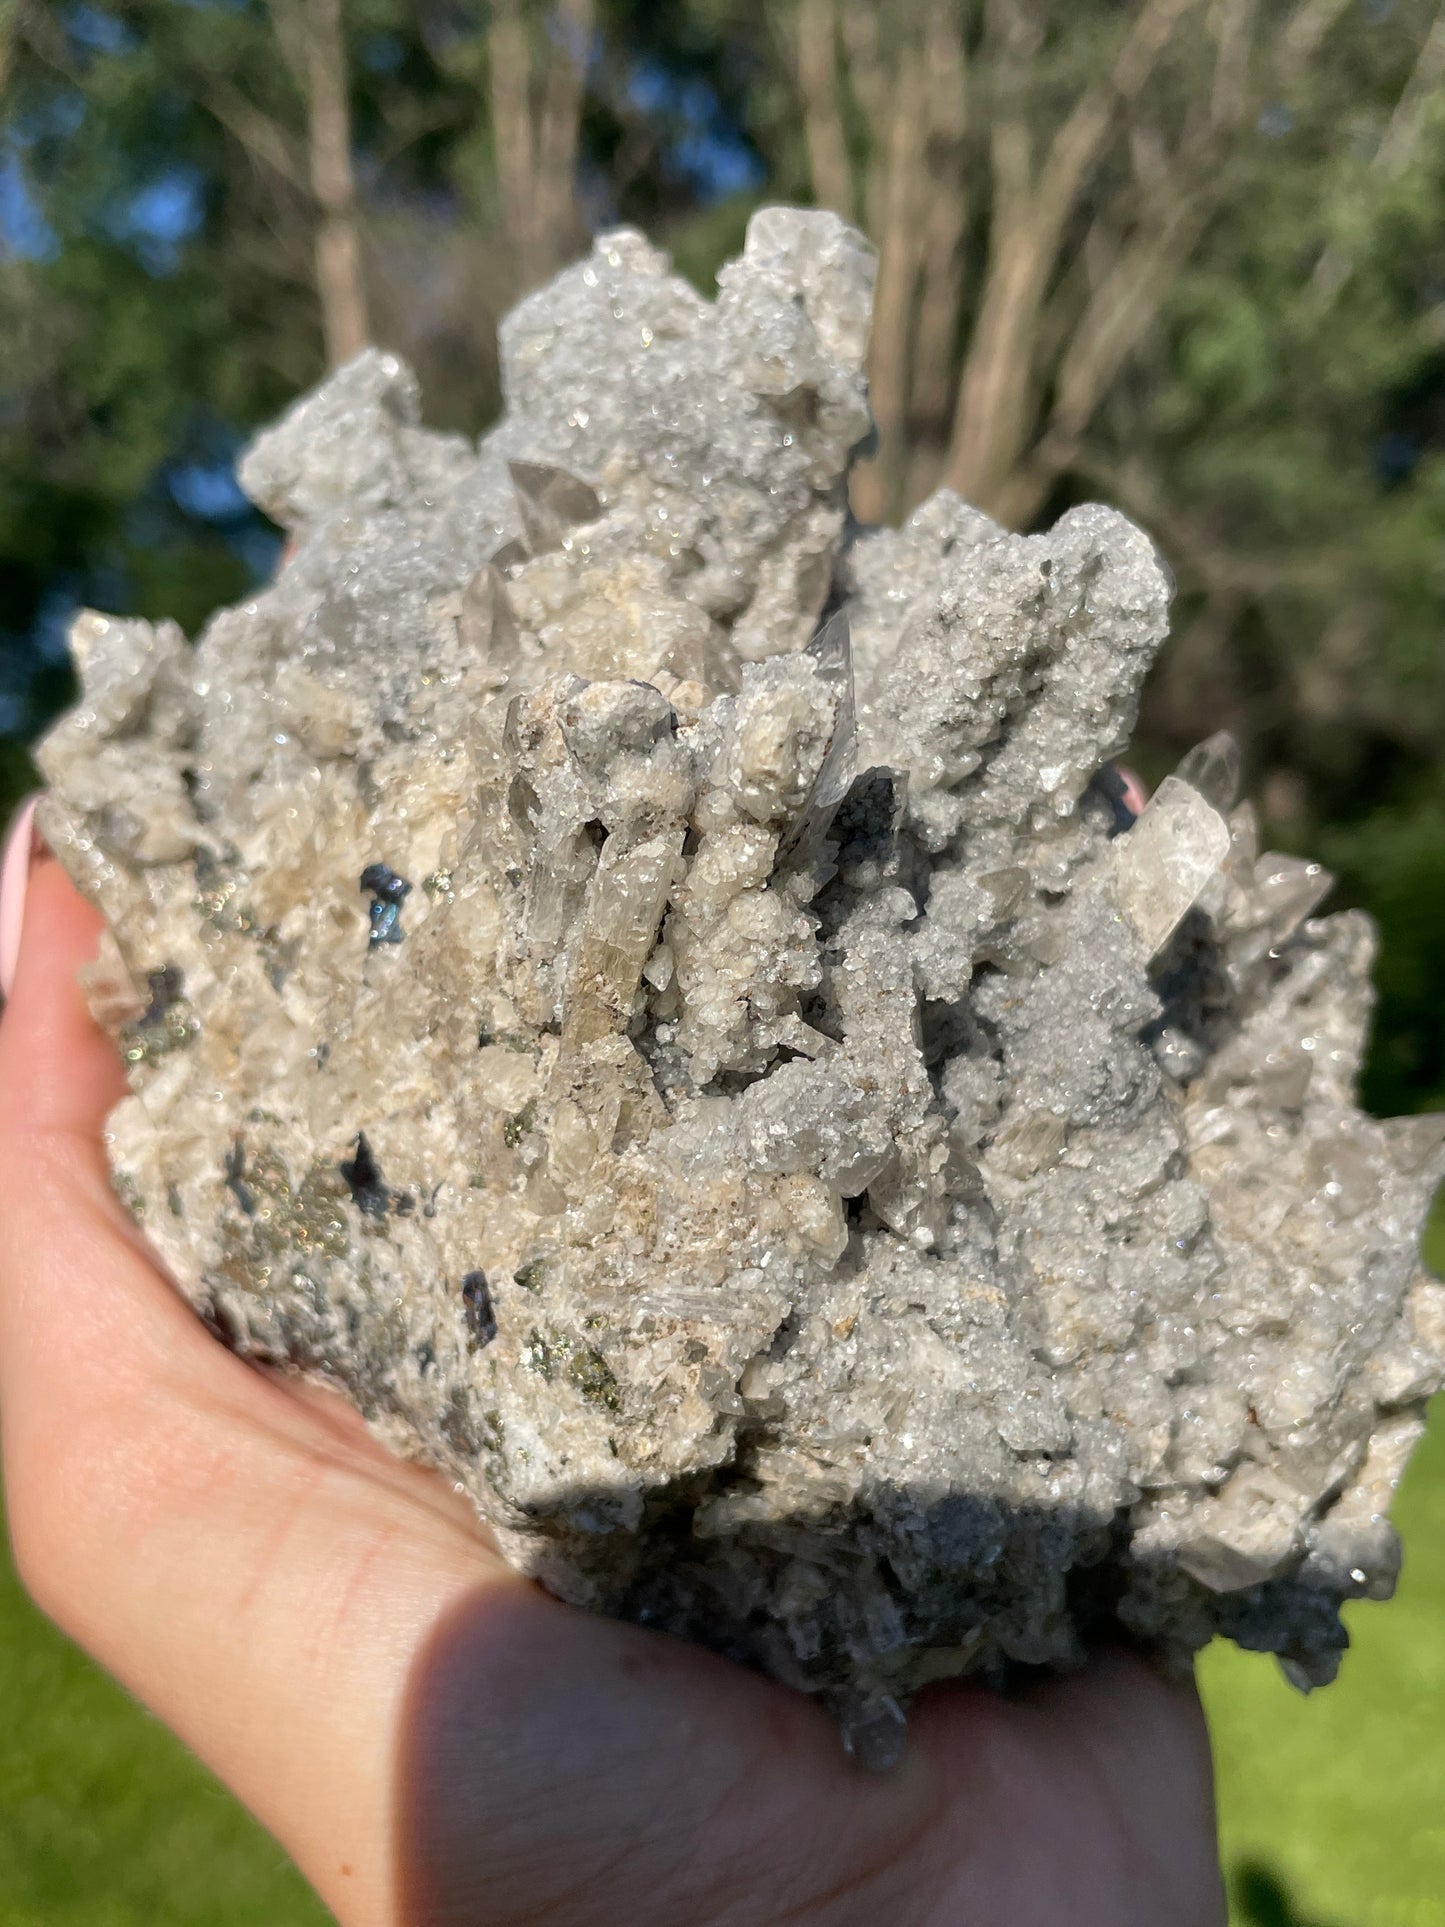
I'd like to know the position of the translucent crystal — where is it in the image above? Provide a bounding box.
[1176,729,1243,813]
[33,206,1444,1730]
[1110,775,1232,957]
[507,459,603,555]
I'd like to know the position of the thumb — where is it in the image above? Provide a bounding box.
[0,853,503,1925]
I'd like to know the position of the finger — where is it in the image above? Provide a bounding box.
[0,864,1224,1927]
[0,860,510,1925]
[396,1578,942,1927]
[909,1652,1223,1926]
[0,849,127,1145]
[0,794,39,1001]
[1117,765,1150,817]
[0,870,941,1927]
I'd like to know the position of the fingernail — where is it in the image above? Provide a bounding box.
[0,795,41,1002]
[1117,767,1150,818]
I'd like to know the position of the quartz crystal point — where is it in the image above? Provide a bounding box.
[35,208,1445,1726]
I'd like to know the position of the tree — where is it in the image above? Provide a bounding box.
[265,0,370,364]
[4,0,1445,1113]
[0,0,730,790]
[719,0,1445,1107]
[484,0,596,284]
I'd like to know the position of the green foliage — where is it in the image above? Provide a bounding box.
[3,9,1445,1912]
[1326,783,1445,1116]
[6,0,1445,1100]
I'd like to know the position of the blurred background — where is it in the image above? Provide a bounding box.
[0,1,1443,1920]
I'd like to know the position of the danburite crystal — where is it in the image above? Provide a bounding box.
[34,209,1445,1742]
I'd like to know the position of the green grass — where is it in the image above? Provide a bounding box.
[7,1451,1445,1927]
[0,1502,327,1925]
[4,1259,1445,1921]
[1203,1187,1445,1927]
[1204,1395,1445,1927]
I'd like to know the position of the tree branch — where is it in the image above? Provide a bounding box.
[1374,0,1445,175]
[269,0,368,364]
[839,0,887,130]
[1003,0,1262,524]
[1210,0,1257,127]
[794,0,853,217]
[984,0,1038,219]
[946,0,1203,512]
[535,0,593,269]
[1034,0,1199,235]
[854,23,928,522]
[199,75,309,194]
[907,0,969,430]
[1311,0,1445,306]
[1278,0,1354,81]
[1003,185,1213,526]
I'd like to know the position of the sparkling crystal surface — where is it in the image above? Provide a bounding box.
[36,209,1445,1719]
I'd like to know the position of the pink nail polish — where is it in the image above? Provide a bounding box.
[0,795,40,1002]
[1118,767,1150,818]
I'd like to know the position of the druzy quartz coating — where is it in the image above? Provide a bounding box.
[35,209,1445,1747]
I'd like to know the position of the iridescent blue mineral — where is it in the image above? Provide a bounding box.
[32,210,1445,1734]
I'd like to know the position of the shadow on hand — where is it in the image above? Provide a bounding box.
[390,1576,920,1927]
[390,1517,1224,1927]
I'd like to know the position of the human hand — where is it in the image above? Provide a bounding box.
[0,820,1225,1926]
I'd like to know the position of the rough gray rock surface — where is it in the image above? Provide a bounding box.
[36,209,1445,1754]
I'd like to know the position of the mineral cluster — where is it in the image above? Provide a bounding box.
[36,209,1445,1751]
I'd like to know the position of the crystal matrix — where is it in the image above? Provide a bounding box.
[35,209,1445,1744]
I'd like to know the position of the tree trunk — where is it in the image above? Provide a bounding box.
[535,0,594,275]
[488,0,538,277]
[945,0,1200,516]
[906,2,968,434]
[303,0,368,362]
[488,0,592,288]
[794,0,853,217]
[270,0,369,365]
[852,32,928,524]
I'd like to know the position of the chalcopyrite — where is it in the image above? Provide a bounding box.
[37,209,1445,1758]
